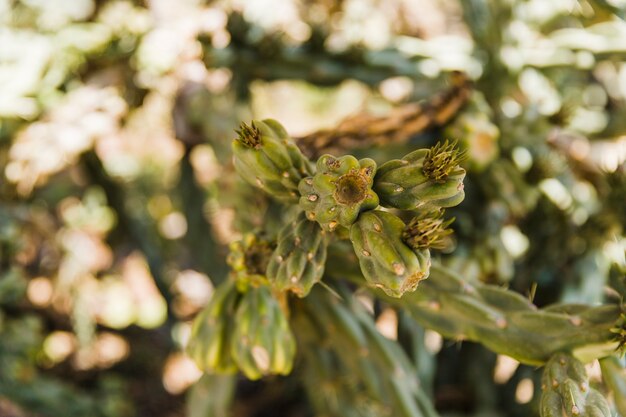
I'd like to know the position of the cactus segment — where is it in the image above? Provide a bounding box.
[373,142,466,210]
[230,285,296,380]
[266,213,328,297]
[299,154,379,231]
[540,353,611,417]
[232,119,312,202]
[187,279,240,374]
[350,210,430,297]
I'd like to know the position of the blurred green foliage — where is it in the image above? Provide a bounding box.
[0,0,625,417]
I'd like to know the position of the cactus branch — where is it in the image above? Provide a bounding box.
[375,265,622,365]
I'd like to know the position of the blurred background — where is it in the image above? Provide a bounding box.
[0,0,625,416]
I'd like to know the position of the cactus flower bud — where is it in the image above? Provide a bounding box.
[230,284,296,380]
[402,210,455,251]
[266,213,328,297]
[232,119,312,202]
[299,154,379,231]
[373,140,466,210]
[227,233,274,289]
[350,210,431,297]
[187,279,240,374]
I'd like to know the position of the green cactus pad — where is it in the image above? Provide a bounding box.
[350,210,431,297]
[299,154,379,231]
[373,142,466,210]
[266,213,328,297]
[230,285,296,380]
[187,279,240,374]
[232,119,312,202]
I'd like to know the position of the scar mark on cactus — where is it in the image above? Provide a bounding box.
[569,316,582,326]
[392,262,406,276]
[334,172,369,205]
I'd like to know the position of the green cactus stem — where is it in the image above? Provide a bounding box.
[540,352,611,417]
[599,356,626,416]
[380,265,623,366]
[294,286,439,417]
[350,210,431,298]
[373,141,466,210]
[299,154,379,231]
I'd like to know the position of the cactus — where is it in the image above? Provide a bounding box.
[230,284,296,380]
[187,279,240,374]
[540,353,611,417]
[266,212,328,297]
[373,141,467,210]
[232,119,311,202]
[379,266,623,365]
[299,154,379,231]
[350,210,431,297]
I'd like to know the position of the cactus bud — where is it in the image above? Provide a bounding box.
[350,210,431,297]
[230,285,296,380]
[299,154,379,231]
[373,141,466,210]
[266,213,328,297]
[402,210,455,250]
[187,279,240,374]
[227,234,274,289]
[232,119,312,202]
[540,353,611,417]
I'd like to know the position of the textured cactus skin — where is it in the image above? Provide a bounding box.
[380,266,622,365]
[350,210,430,298]
[266,212,328,297]
[232,119,311,202]
[187,279,240,374]
[299,154,378,230]
[294,287,440,417]
[540,353,611,417]
[230,285,296,380]
[599,356,626,416]
[373,148,465,210]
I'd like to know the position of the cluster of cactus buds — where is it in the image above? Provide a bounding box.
[189,233,296,379]
[230,118,466,298]
[186,111,626,417]
[190,119,470,378]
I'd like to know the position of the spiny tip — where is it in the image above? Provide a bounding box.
[422,140,467,181]
[402,210,455,250]
[235,121,262,148]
